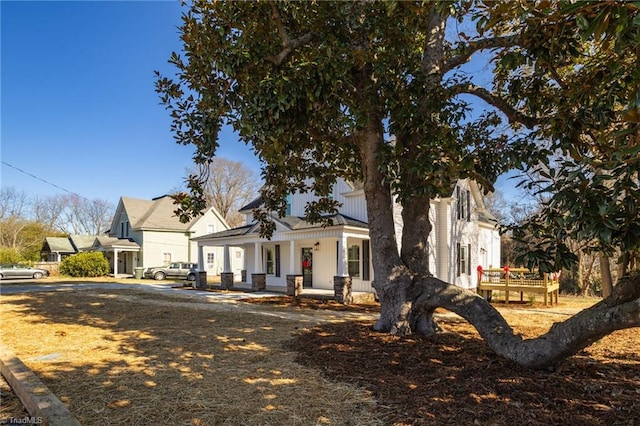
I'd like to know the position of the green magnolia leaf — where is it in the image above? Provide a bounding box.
[575,14,589,30]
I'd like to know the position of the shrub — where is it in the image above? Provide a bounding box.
[59,252,110,277]
[0,247,25,264]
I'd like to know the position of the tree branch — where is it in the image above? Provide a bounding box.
[449,82,539,128]
[443,35,519,74]
[265,1,313,66]
[414,274,640,369]
[421,9,446,75]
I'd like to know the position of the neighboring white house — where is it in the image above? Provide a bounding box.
[91,195,243,277]
[193,178,500,293]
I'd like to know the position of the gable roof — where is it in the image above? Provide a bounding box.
[41,235,102,254]
[42,237,75,253]
[69,234,98,251]
[117,195,201,232]
[239,196,264,213]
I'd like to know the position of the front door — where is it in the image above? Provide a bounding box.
[301,248,313,288]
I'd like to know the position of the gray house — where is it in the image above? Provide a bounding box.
[40,234,100,262]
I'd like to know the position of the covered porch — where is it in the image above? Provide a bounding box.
[192,215,375,304]
[91,236,141,277]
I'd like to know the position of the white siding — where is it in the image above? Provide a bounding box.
[141,230,192,267]
[288,180,369,222]
[231,177,500,293]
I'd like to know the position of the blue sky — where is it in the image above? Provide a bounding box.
[2,1,520,207]
[2,0,261,206]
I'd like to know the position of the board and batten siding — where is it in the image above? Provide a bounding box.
[289,180,369,223]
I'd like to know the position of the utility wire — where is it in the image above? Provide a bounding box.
[1,160,93,202]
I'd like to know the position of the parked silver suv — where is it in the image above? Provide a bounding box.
[144,262,198,281]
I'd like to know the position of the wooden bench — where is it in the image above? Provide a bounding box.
[477,267,560,306]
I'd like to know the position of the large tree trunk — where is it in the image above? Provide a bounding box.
[400,194,441,335]
[410,273,640,369]
[354,115,415,335]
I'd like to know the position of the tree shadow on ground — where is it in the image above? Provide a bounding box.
[289,320,640,426]
[0,290,380,425]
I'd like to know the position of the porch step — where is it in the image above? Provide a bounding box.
[195,283,376,304]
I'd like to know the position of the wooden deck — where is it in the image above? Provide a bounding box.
[477,267,560,306]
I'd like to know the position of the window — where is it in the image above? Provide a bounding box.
[348,245,360,277]
[163,253,171,265]
[207,253,215,269]
[207,224,216,234]
[263,246,281,276]
[362,240,370,281]
[275,244,281,277]
[457,243,472,276]
[457,187,471,221]
[120,221,130,238]
[265,248,274,275]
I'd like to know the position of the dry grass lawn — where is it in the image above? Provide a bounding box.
[0,288,380,425]
[1,286,638,425]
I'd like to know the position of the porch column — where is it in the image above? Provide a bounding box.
[223,244,231,273]
[195,243,207,289]
[241,246,248,283]
[251,242,266,291]
[113,249,119,276]
[334,236,352,304]
[436,199,451,282]
[220,244,234,289]
[254,242,263,273]
[198,244,204,271]
[289,240,295,274]
[336,236,349,277]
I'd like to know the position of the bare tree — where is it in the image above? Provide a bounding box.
[186,158,260,228]
[31,194,67,232]
[0,187,59,260]
[60,195,114,235]
[0,187,29,220]
[32,194,114,235]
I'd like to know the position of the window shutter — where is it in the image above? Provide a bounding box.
[467,244,472,275]
[466,191,471,222]
[362,240,370,281]
[456,187,461,219]
[456,243,461,277]
[275,244,281,277]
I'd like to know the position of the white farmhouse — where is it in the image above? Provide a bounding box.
[193,179,500,296]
